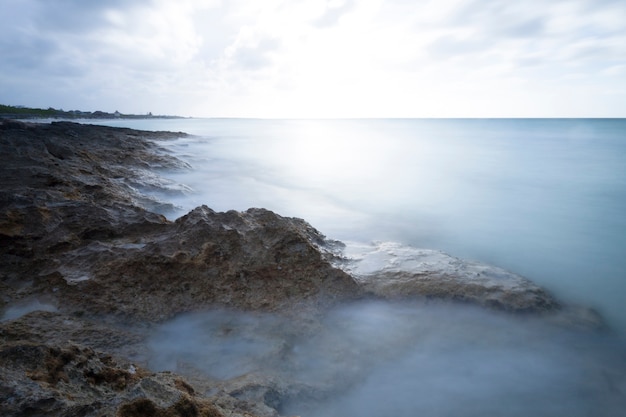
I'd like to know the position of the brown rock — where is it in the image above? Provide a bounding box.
[58,206,361,321]
[0,120,361,323]
[0,312,261,417]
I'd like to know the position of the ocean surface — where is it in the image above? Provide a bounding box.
[87,118,626,415]
[98,118,626,332]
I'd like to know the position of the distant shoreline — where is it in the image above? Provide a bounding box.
[0,103,184,120]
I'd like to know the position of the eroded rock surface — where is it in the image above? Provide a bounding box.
[0,312,253,417]
[50,205,361,321]
[0,120,360,323]
[340,241,559,313]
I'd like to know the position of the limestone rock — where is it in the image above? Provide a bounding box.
[0,342,237,417]
[339,241,559,313]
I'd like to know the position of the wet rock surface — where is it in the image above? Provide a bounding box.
[0,314,244,417]
[340,241,559,313]
[0,119,602,416]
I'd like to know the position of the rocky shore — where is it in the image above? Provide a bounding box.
[0,119,604,416]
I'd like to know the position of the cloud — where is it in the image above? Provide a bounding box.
[0,0,220,112]
[314,0,356,28]
[1,0,625,116]
[418,0,626,81]
[234,40,282,71]
[223,31,282,72]
[30,0,144,33]
[427,35,488,60]
[1,0,196,77]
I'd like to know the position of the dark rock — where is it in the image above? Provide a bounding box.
[0,338,232,417]
[0,121,360,323]
[47,205,361,321]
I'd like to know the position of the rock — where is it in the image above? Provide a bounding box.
[0,311,271,417]
[339,241,559,313]
[42,205,362,321]
[0,120,361,323]
[0,342,232,417]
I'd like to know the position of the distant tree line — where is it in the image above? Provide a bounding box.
[0,104,181,119]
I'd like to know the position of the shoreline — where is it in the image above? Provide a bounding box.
[0,119,611,416]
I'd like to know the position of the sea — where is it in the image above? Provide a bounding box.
[86,118,626,416]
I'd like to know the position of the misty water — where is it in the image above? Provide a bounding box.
[94,118,626,415]
[146,302,625,417]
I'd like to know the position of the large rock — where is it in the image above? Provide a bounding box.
[0,120,181,311]
[52,206,362,321]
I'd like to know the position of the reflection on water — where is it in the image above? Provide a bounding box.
[147,301,626,417]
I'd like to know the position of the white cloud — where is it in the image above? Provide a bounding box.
[1,0,624,116]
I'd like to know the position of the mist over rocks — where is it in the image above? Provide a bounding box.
[0,318,242,417]
[0,119,607,416]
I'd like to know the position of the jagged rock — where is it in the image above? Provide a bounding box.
[0,311,300,417]
[44,205,362,321]
[0,339,236,417]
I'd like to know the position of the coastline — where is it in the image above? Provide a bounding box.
[0,119,613,416]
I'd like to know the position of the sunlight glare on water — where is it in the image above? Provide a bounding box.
[97,118,626,333]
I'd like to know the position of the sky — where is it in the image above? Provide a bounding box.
[1,0,625,118]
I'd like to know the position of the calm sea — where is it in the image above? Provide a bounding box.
[99,118,626,332]
[76,118,626,416]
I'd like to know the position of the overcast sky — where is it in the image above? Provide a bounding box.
[1,0,625,117]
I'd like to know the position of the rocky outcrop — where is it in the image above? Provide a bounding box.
[340,242,558,313]
[0,120,360,324]
[49,205,361,321]
[0,119,181,306]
